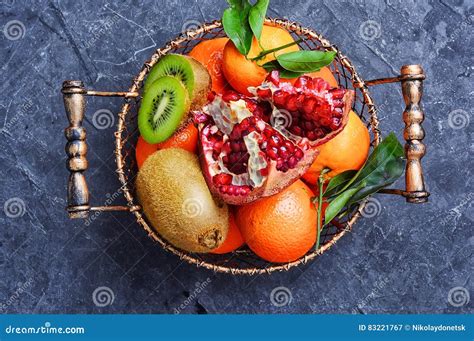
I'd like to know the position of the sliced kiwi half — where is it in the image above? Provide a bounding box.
[144,54,211,110]
[138,76,190,144]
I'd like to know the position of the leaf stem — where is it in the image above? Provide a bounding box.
[315,168,330,251]
[248,39,303,61]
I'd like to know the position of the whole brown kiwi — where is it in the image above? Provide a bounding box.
[136,148,229,253]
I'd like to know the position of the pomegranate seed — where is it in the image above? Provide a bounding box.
[290,125,303,136]
[283,140,293,150]
[295,94,305,108]
[231,141,240,152]
[273,91,287,107]
[294,149,304,159]
[302,98,316,115]
[257,88,272,99]
[306,131,316,140]
[213,173,232,185]
[294,76,309,89]
[287,156,298,168]
[222,91,240,102]
[286,95,298,111]
[207,91,216,102]
[278,146,289,158]
[330,88,345,99]
[266,70,280,86]
[267,147,278,160]
[304,121,314,131]
[269,135,281,147]
[330,117,341,130]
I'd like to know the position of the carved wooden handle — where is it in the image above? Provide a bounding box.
[400,65,429,203]
[62,80,90,218]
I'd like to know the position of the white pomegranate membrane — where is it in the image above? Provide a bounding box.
[194,71,354,204]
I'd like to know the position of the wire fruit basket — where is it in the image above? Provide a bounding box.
[61,18,429,275]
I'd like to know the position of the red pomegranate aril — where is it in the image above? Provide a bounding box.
[286,95,298,111]
[257,88,272,99]
[267,147,279,160]
[294,76,309,89]
[266,70,280,86]
[330,88,345,99]
[269,135,281,147]
[287,156,298,168]
[294,149,304,159]
[213,173,232,186]
[273,91,287,107]
[231,141,241,152]
[207,91,216,102]
[278,146,289,158]
[302,98,316,115]
[222,91,241,102]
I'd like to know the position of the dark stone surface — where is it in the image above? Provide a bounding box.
[0,0,472,314]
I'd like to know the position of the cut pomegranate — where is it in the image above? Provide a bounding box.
[194,71,354,204]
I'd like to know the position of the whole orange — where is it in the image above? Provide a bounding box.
[188,38,230,94]
[302,110,370,184]
[236,180,317,263]
[211,212,245,254]
[135,123,198,168]
[222,25,299,96]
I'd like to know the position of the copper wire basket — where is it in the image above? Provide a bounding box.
[62,18,429,275]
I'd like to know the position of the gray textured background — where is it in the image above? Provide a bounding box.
[0,0,472,314]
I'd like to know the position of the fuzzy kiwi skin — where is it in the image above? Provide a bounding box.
[185,56,211,110]
[136,148,229,253]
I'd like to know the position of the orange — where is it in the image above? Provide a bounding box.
[188,38,230,94]
[302,110,370,184]
[236,180,318,263]
[135,123,198,168]
[211,212,245,254]
[223,25,299,96]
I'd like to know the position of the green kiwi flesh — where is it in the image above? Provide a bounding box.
[144,54,195,95]
[138,76,190,144]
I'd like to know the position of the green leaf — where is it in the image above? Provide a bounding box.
[222,0,253,55]
[324,183,365,224]
[262,60,304,78]
[348,157,404,205]
[349,132,404,190]
[276,50,336,72]
[324,170,358,197]
[248,0,269,40]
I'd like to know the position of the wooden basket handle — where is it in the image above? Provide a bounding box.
[364,64,430,203]
[61,80,140,218]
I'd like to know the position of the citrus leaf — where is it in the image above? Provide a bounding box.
[262,60,304,78]
[276,50,336,72]
[248,0,269,40]
[222,0,253,55]
[324,183,365,224]
[324,169,358,197]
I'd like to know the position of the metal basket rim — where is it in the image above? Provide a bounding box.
[114,18,381,275]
